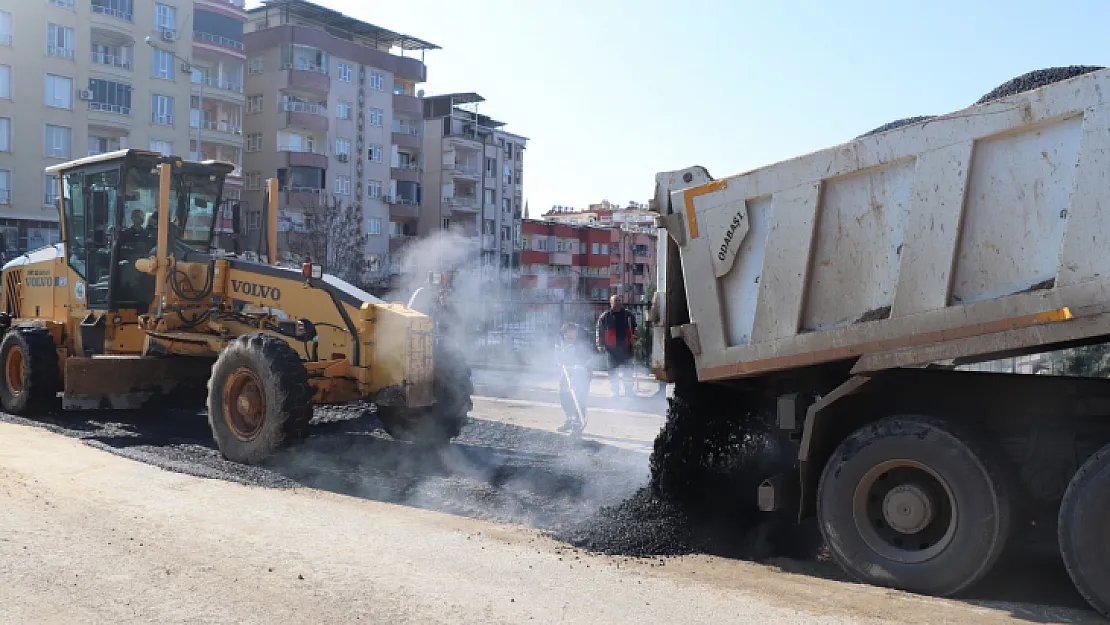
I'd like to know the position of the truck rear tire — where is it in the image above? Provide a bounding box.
[207,334,313,464]
[1058,444,1110,619]
[0,326,59,415]
[377,344,473,445]
[817,415,1012,597]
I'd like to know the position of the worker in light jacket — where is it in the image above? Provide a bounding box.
[596,295,638,397]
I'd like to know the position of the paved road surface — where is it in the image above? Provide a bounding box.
[3,423,1102,625]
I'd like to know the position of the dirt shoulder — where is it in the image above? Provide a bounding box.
[0,422,1097,625]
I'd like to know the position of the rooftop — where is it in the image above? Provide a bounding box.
[253,0,441,51]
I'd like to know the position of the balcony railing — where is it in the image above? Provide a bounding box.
[152,114,174,125]
[280,100,326,115]
[277,145,322,154]
[450,163,481,176]
[44,193,60,206]
[394,162,420,171]
[391,121,421,135]
[48,46,75,59]
[200,77,244,93]
[448,197,478,211]
[88,102,131,116]
[90,51,131,69]
[193,118,242,135]
[390,196,419,206]
[49,0,76,9]
[289,186,322,194]
[193,31,244,51]
[281,61,327,75]
[91,4,133,21]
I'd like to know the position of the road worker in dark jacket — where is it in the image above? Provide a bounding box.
[596,295,638,396]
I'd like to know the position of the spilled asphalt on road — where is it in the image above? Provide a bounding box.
[0,403,650,531]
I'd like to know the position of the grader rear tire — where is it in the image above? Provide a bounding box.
[378,344,473,445]
[818,415,1012,597]
[1058,444,1110,619]
[207,334,313,464]
[0,326,59,415]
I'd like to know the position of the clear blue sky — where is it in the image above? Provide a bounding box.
[247,0,1108,215]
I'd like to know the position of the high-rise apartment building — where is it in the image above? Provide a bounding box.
[242,0,436,284]
[420,93,526,293]
[0,0,245,259]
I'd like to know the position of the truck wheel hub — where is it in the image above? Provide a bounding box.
[223,368,265,441]
[883,484,933,534]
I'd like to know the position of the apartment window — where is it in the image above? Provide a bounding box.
[87,78,132,114]
[503,198,511,213]
[503,163,512,185]
[246,133,262,152]
[247,57,263,75]
[152,48,175,80]
[149,139,172,156]
[44,124,71,158]
[0,170,8,204]
[337,101,351,120]
[46,24,74,59]
[367,144,382,163]
[338,62,352,82]
[367,180,381,199]
[245,171,262,190]
[246,94,262,113]
[44,175,60,207]
[367,217,382,235]
[151,94,174,125]
[368,70,383,91]
[366,107,383,127]
[88,135,119,155]
[485,158,496,177]
[506,143,513,159]
[442,218,451,230]
[49,0,76,8]
[335,138,351,157]
[335,175,351,195]
[601,243,609,255]
[44,74,72,109]
[592,243,600,255]
[0,11,11,46]
[155,3,177,33]
[0,118,8,152]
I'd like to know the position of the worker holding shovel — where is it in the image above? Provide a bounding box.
[555,323,593,436]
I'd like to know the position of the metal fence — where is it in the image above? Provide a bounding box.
[457,300,651,370]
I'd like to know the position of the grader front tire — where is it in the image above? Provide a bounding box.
[0,326,59,415]
[207,334,313,464]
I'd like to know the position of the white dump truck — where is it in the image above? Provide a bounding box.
[649,68,1110,616]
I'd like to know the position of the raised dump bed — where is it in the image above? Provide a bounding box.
[649,67,1110,618]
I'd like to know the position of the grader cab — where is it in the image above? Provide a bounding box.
[0,149,472,463]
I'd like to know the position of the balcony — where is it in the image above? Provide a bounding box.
[90,50,132,70]
[194,75,244,101]
[392,131,421,150]
[389,203,420,220]
[281,101,328,132]
[448,197,479,213]
[390,235,415,253]
[284,187,323,208]
[194,31,245,53]
[393,93,421,116]
[390,165,421,183]
[88,102,131,117]
[281,68,330,94]
[550,252,573,266]
[279,147,328,169]
[194,119,243,144]
[447,163,481,181]
[91,1,133,22]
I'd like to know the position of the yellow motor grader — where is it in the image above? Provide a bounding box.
[0,149,472,463]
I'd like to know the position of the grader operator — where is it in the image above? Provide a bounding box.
[0,149,472,463]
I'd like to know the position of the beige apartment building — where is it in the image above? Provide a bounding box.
[242,0,436,286]
[420,93,526,293]
[0,0,247,259]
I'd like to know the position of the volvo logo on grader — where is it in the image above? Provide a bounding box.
[230,280,281,301]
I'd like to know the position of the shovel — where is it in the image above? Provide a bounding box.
[560,363,587,435]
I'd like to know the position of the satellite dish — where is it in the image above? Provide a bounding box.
[417,89,425,98]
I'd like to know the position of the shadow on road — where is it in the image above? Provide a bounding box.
[1,406,1104,624]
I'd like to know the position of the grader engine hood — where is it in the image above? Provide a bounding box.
[221,260,434,408]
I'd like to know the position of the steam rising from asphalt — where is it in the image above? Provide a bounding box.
[269,228,661,530]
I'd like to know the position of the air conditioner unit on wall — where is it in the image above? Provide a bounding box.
[77,89,93,101]
[161,30,177,42]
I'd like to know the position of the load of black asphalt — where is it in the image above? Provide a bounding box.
[974,65,1105,105]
